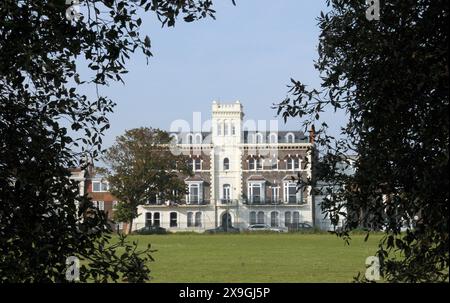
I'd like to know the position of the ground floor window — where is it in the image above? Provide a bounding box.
[153,212,161,226]
[145,212,161,227]
[285,211,292,226]
[187,212,201,227]
[145,212,152,227]
[293,211,300,224]
[187,212,194,227]
[249,211,257,225]
[170,212,178,227]
[271,211,279,227]
[195,212,202,227]
[257,211,265,224]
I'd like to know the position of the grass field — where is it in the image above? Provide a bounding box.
[122,233,383,283]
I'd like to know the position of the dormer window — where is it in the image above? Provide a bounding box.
[195,133,202,144]
[187,133,194,144]
[92,180,109,192]
[269,133,278,143]
[285,132,295,143]
[255,133,263,143]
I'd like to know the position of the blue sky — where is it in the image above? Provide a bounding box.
[85,0,346,148]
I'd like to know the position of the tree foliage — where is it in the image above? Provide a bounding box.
[277,0,448,282]
[102,127,192,234]
[0,0,219,282]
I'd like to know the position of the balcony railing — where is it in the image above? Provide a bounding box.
[243,199,307,205]
[145,200,210,206]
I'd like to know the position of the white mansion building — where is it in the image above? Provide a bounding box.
[74,101,338,232]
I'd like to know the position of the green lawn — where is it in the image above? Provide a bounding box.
[122,233,382,283]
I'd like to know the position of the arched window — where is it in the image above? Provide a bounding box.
[257,211,265,224]
[223,157,230,170]
[285,212,292,227]
[249,211,257,225]
[195,212,202,227]
[249,158,256,170]
[269,133,278,143]
[187,133,194,144]
[231,123,236,135]
[194,158,201,171]
[187,212,194,227]
[255,132,263,143]
[285,132,295,143]
[271,211,279,227]
[195,133,202,144]
[248,157,262,170]
[286,157,299,170]
[293,211,300,224]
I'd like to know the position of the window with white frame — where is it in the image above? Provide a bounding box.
[187,212,194,227]
[270,211,279,227]
[145,212,152,227]
[249,211,257,225]
[187,182,203,204]
[112,200,118,208]
[257,158,263,170]
[218,122,222,135]
[195,212,202,227]
[195,133,202,144]
[284,182,301,203]
[92,181,109,192]
[269,133,278,143]
[285,211,292,227]
[257,211,265,224]
[293,211,300,223]
[222,184,231,202]
[286,132,295,143]
[223,158,230,171]
[92,200,104,210]
[271,158,278,170]
[271,186,280,202]
[170,212,178,227]
[231,123,236,135]
[286,157,299,170]
[153,212,161,226]
[249,157,263,170]
[194,158,201,171]
[248,182,264,203]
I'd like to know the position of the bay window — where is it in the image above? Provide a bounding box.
[248,182,264,204]
[187,182,203,204]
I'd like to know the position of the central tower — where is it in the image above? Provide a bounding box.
[210,101,244,226]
